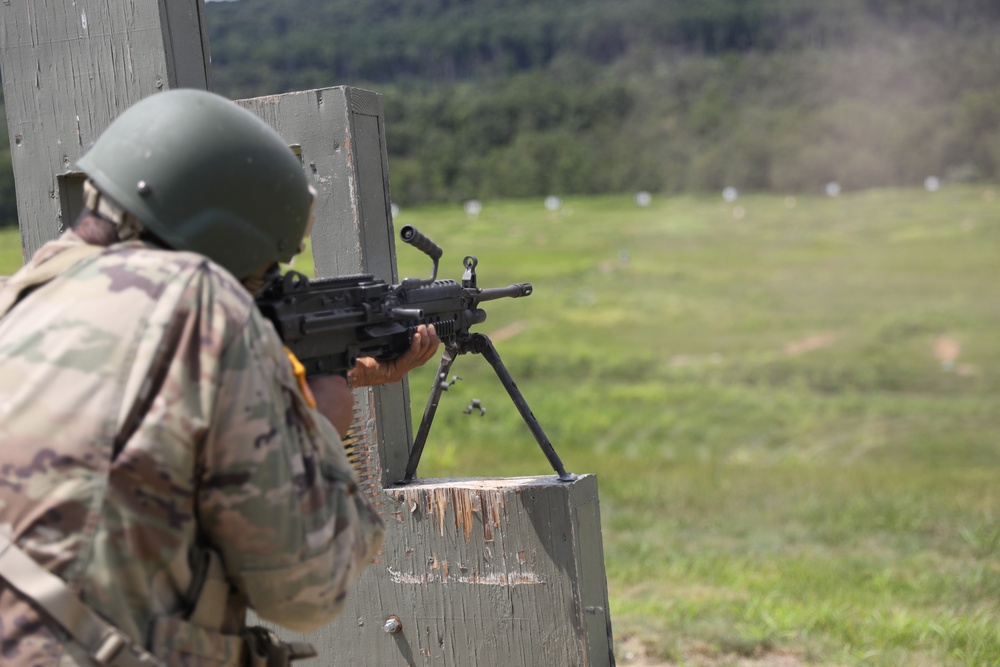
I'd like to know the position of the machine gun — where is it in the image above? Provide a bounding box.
[256,225,574,484]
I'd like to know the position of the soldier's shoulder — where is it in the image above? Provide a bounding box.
[101,244,254,309]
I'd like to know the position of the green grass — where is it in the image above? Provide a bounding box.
[3,186,998,665]
[0,227,22,272]
[388,187,1000,666]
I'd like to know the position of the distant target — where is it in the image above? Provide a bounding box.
[464,199,483,217]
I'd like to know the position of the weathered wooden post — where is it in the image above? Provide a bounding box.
[237,90,615,665]
[1,1,615,664]
[0,0,212,260]
[238,88,615,667]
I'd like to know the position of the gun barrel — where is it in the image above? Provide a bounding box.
[477,283,533,302]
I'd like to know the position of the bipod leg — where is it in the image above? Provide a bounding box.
[470,334,576,482]
[398,345,459,484]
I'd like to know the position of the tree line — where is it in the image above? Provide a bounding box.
[200,0,1000,204]
[1,0,999,225]
[206,0,1000,91]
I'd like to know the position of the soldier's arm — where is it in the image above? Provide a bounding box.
[198,308,385,632]
[306,374,354,439]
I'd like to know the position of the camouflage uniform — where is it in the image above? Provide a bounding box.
[0,231,385,666]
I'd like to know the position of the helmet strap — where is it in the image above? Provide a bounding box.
[82,179,145,241]
[71,211,119,247]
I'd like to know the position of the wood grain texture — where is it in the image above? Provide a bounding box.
[261,475,615,666]
[240,89,614,666]
[0,0,211,261]
[235,87,413,488]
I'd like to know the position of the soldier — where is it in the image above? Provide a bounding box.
[0,89,438,666]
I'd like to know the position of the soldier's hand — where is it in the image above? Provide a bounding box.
[349,324,441,387]
[308,374,355,439]
[397,323,441,372]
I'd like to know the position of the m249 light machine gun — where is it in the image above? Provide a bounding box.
[256,225,575,485]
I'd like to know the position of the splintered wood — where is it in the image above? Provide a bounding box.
[344,475,617,666]
[388,482,507,543]
[255,475,615,665]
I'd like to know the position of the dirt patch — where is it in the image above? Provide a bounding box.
[933,334,961,368]
[616,635,813,667]
[933,334,979,375]
[489,319,528,342]
[783,333,837,356]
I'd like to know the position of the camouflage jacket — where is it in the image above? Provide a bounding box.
[0,232,385,666]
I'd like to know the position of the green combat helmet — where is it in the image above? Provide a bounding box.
[77,89,314,279]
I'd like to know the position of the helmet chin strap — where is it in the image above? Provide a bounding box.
[82,179,145,241]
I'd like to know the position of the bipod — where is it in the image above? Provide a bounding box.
[398,333,575,484]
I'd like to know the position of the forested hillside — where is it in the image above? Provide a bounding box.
[203,0,1000,205]
[2,0,999,225]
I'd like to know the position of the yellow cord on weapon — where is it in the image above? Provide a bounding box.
[284,346,317,408]
[284,346,366,474]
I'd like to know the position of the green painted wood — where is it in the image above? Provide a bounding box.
[0,0,211,261]
[235,87,413,490]
[240,88,615,666]
[262,475,616,666]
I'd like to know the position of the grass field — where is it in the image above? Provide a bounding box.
[2,187,998,665]
[0,227,22,274]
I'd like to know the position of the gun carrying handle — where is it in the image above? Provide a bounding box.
[397,226,442,287]
[399,225,442,262]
